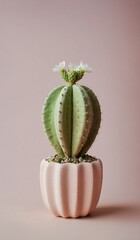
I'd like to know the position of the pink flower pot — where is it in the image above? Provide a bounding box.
[40,159,103,218]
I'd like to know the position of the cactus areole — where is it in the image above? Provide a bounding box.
[42,61,101,159]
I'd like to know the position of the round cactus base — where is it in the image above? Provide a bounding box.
[40,159,103,218]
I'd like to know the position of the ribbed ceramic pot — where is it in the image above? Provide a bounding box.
[40,159,103,218]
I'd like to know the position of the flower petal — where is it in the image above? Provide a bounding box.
[78,62,92,72]
[53,61,66,72]
[68,63,79,71]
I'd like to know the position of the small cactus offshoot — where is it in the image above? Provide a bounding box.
[42,61,101,162]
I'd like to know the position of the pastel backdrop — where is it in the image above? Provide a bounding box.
[0,0,140,239]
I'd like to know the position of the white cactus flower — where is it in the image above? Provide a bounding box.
[68,63,78,71]
[77,62,92,72]
[53,61,66,72]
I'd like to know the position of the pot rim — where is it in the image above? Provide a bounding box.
[41,158,102,166]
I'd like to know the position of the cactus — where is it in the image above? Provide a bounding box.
[42,61,101,159]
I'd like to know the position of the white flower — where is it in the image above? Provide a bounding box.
[68,63,78,71]
[53,61,65,72]
[77,62,92,72]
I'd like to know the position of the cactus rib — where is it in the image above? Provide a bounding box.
[78,86,101,156]
[71,85,93,156]
[54,86,72,156]
[42,86,65,157]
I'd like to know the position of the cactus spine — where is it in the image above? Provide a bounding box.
[42,62,101,158]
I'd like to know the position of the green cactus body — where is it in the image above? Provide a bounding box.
[42,84,101,157]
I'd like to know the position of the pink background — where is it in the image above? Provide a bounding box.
[1,0,140,239]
